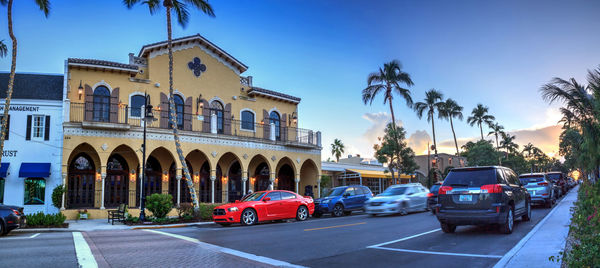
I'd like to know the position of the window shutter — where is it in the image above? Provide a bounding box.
[26,115,32,140]
[44,115,50,141]
[5,115,9,140]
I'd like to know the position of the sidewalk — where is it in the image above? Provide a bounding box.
[13,219,212,232]
[495,185,579,268]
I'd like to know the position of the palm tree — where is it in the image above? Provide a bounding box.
[0,0,50,165]
[330,139,345,162]
[438,98,463,155]
[0,40,7,57]
[414,89,444,155]
[362,60,414,127]
[487,123,505,150]
[124,0,215,209]
[467,104,495,140]
[500,132,519,154]
[522,142,539,172]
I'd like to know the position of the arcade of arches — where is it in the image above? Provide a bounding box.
[62,143,321,215]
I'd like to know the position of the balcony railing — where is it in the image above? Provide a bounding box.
[69,102,321,147]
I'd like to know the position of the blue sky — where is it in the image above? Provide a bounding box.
[1,0,599,159]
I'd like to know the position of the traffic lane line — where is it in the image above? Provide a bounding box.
[367,228,440,247]
[72,232,98,268]
[1,232,40,240]
[370,246,503,258]
[145,229,305,268]
[303,222,366,231]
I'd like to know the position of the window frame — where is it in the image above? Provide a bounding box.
[265,191,282,201]
[129,94,146,119]
[240,109,256,132]
[281,191,296,200]
[24,177,46,205]
[31,114,45,140]
[92,86,111,122]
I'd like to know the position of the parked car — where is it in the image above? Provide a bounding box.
[364,183,429,216]
[546,172,568,196]
[435,166,531,234]
[518,173,555,208]
[428,182,443,214]
[0,204,25,235]
[212,190,315,226]
[313,185,373,217]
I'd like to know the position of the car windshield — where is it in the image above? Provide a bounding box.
[443,168,496,187]
[379,187,407,196]
[519,176,544,184]
[241,192,266,202]
[324,187,345,197]
[430,184,440,193]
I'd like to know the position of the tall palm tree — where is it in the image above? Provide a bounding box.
[124,0,215,210]
[414,89,444,155]
[500,132,519,154]
[330,139,345,162]
[0,40,7,57]
[467,104,495,140]
[487,123,505,150]
[0,0,50,165]
[522,142,539,172]
[438,98,463,155]
[362,60,414,127]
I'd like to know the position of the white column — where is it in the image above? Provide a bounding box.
[61,173,67,210]
[242,174,248,195]
[317,176,322,198]
[295,176,300,193]
[270,123,276,141]
[210,175,216,203]
[211,114,217,134]
[100,173,106,209]
[176,174,182,207]
[269,172,275,190]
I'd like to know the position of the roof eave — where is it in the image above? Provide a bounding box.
[247,91,300,104]
[68,62,139,74]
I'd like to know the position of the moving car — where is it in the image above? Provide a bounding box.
[0,204,25,235]
[546,172,567,196]
[314,185,372,217]
[519,173,555,208]
[436,166,531,234]
[212,190,314,226]
[364,183,430,216]
[428,182,443,214]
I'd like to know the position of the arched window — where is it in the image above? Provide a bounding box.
[270,111,281,141]
[241,110,254,131]
[106,154,129,208]
[130,94,146,118]
[209,100,224,134]
[172,95,184,130]
[93,86,110,122]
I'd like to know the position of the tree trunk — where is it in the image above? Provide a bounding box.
[431,111,438,155]
[388,93,403,172]
[479,122,484,140]
[0,0,16,164]
[450,117,459,156]
[165,6,200,210]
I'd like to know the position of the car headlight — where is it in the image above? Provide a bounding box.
[322,199,330,204]
[227,207,239,212]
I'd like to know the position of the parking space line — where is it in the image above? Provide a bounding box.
[370,246,503,258]
[72,232,98,268]
[303,222,366,231]
[2,233,41,240]
[144,229,305,268]
[367,228,440,248]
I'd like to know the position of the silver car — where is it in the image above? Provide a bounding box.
[364,183,429,216]
[519,173,555,208]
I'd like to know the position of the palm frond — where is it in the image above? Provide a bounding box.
[35,0,51,17]
[186,0,215,17]
[0,40,7,58]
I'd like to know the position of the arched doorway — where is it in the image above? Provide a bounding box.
[137,156,162,205]
[277,164,295,191]
[199,162,211,202]
[105,154,129,208]
[67,153,96,208]
[255,162,271,191]
[169,161,193,205]
[227,161,243,202]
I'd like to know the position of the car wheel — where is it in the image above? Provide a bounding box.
[522,201,531,221]
[441,222,456,233]
[500,206,514,234]
[332,204,344,217]
[218,223,231,227]
[296,206,309,221]
[313,212,322,218]
[344,211,352,216]
[399,203,408,216]
[240,208,257,226]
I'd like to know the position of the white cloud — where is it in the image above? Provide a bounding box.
[407,130,431,155]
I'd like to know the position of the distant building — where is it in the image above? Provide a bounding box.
[338,154,383,166]
[414,153,467,181]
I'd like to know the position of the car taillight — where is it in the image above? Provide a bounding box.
[427,193,434,198]
[11,209,20,216]
[537,182,548,186]
[481,184,502,193]
[439,186,453,195]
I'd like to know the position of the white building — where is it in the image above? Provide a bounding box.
[0,73,64,215]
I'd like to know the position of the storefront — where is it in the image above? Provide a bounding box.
[321,161,416,195]
[0,73,64,215]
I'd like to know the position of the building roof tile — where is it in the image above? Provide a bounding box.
[68,58,139,71]
[248,87,301,103]
[0,73,63,101]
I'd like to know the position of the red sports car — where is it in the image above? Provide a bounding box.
[213,190,315,226]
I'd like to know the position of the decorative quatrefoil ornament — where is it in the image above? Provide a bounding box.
[188,57,207,77]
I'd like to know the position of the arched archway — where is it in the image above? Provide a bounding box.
[169,160,193,205]
[185,150,210,203]
[67,153,96,208]
[277,164,295,191]
[215,165,223,203]
[105,154,129,208]
[227,161,244,202]
[199,161,211,202]
[254,163,271,191]
[137,155,163,205]
[300,159,320,198]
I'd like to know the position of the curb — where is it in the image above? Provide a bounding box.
[12,221,214,233]
[493,186,578,268]
[131,222,213,230]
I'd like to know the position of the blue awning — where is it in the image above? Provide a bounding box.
[19,163,51,178]
[0,163,9,177]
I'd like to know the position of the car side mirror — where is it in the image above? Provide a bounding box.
[263,197,271,202]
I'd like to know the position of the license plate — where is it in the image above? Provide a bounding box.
[459,195,472,202]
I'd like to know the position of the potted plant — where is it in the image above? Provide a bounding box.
[77,209,89,220]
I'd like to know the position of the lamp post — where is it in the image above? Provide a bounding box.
[139,92,154,222]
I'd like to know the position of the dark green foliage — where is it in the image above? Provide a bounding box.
[145,193,173,219]
[463,140,497,166]
[374,123,419,181]
[26,212,66,227]
[51,184,64,209]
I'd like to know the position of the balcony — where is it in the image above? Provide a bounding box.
[68,102,321,148]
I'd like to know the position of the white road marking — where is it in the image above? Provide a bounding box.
[29,233,40,238]
[367,228,441,248]
[145,229,305,268]
[371,246,503,258]
[3,233,41,240]
[72,232,98,268]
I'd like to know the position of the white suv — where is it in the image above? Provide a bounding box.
[364,183,430,216]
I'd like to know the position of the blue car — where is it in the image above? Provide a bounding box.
[313,185,373,217]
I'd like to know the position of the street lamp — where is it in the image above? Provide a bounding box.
[139,92,154,222]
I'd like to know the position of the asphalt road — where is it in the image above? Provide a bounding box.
[0,193,567,268]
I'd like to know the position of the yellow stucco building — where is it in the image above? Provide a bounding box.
[61,34,322,219]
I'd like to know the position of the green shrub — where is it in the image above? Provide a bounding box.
[194,203,222,221]
[51,185,65,209]
[145,193,173,219]
[26,212,66,227]
[177,202,194,218]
